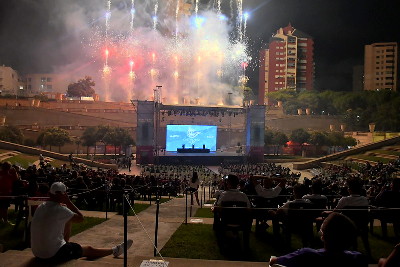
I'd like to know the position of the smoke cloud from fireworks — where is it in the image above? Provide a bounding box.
[52,0,250,105]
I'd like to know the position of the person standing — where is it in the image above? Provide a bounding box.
[188,171,200,205]
[0,162,19,224]
[127,156,132,172]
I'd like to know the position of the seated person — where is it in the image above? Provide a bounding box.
[251,175,285,199]
[269,212,368,267]
[271,184,312,236]
[375,178,400,238]
[214,175,251,208]
[31,182,133,262]
[213,174,251,232]
[303,179,328,208]
[335,177,369,210]
[276,184,312,213]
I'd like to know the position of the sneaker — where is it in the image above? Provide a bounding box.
[113,239,133,258]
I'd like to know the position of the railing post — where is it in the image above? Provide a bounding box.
[200,185,203,208]
[154,196,160,257]
[203,186,206,207]
[105,184,109,220]
[190,191,193,217]
[123,192,128,267]
[185,190,188,224]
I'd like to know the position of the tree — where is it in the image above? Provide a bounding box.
[66,76,96,98]
[74,138,82,156]
[264,129,274,146]
[272,131,288,155]
[290,128,310,144]
[290,128,310,156]
[96,125,112,155]
[81,127,97,156]
[264,129,288,155]
[309,131,328,147]
[325,132,357,153]
[103,127,134,156]
[37,127,71,152]
[0,125,24,144]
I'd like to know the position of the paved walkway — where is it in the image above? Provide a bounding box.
[71,196,189,258]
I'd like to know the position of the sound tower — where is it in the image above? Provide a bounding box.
[136,101,155,164]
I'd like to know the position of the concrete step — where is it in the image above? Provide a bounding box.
[0,249,380,267]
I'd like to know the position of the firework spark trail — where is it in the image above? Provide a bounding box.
[237,0,243,42]
[175,0,180,43]
[195,0,199,17]
[105,0,111,67]
[153,1,159,30]
[217,0,221,16]
[243,11,248,42]
[89,1,251,104]
[103,0,112,102]
[130,0,135,32]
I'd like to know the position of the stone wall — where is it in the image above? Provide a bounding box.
[0,140,118,170]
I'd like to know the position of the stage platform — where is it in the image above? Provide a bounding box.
[157,151,246,165]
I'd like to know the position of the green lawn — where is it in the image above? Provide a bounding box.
[194,207,214,218]
[161,223,397,264]
[5,154,39,168]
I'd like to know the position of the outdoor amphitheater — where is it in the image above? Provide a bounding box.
[1,98,400,266]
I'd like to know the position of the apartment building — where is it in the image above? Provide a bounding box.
[364,42,398,91]
[258,24,314,105]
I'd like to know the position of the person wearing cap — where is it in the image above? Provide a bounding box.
[30,182,133,262]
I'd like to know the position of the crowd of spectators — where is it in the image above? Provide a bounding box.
[2,155,400,266]
[0,160,218,215]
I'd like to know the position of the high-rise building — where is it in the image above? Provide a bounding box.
[364,42,398,91]
[258,24,314,105]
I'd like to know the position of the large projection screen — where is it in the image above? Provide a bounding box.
[166,125,217,152]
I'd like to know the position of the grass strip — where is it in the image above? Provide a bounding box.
[161,223,397,263]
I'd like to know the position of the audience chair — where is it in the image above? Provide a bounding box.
[341,206,371,256]
[280,202,316,248]
[214,201,252,251]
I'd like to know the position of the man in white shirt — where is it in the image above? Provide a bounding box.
[335,178,369,209]
[31,182,133,262]
[215,175,251,208]
[251,175,285,199]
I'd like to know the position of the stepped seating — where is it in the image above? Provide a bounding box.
[0,151,21,161]
[364,151,398,160]
[344,156,377,166]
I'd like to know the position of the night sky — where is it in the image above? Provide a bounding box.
[0,0,398,93]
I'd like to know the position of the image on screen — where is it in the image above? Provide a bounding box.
[166,125,217,152]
